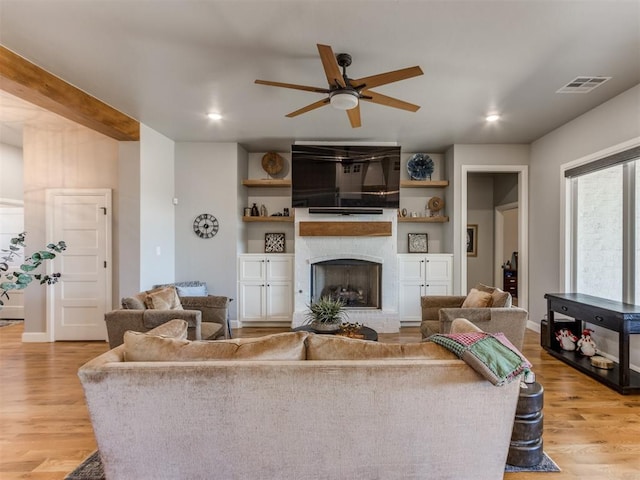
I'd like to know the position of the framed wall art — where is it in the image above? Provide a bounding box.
[408,233,428,253]
[264,232,286,253]
[466,225,477,257]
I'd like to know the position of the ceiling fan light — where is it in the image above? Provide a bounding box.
[330,91,359,110]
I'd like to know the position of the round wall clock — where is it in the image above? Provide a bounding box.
[193,213,219,238]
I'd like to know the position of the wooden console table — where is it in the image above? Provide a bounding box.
[543,293,640,395]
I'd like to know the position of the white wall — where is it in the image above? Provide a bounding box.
[22,122,119,337]
[530,83,640,367]
[0,142,24,201]
[139,125,175,290]
[174,142,243,320]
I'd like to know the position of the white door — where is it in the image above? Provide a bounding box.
[47,189,111,341]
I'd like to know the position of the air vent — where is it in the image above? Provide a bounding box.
[557,76,611,93]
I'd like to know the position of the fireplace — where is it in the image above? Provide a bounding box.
[311,259,381,309]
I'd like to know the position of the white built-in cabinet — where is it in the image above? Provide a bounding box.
[238,254,294,325]
[398,254,453,323]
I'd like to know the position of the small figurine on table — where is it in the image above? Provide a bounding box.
[577,328,597,357]
[555,328,578,351]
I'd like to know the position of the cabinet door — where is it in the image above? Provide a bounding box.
[399,282,425,322]
[424,282,451,296]
[424,256,452,282]
[239,256,266,282]
[398,255,426,283]
[266,255,293,281]
[266,282,292,321]
[239,283,265,322]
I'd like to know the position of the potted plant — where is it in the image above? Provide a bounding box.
[304,295,347,333]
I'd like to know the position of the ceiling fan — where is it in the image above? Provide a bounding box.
[255,44,424,128]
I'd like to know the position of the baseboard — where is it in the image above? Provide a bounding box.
[21,331,51,343]
[527,319,541,333]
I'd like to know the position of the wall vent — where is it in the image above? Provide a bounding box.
[556,76,611,93]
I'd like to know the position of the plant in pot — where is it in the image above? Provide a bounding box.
[304,295,347,333]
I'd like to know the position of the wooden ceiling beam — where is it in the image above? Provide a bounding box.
[0,46,139,141]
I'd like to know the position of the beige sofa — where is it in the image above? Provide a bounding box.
[80,319,522,480]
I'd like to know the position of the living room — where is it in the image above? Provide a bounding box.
[1,1,639,478]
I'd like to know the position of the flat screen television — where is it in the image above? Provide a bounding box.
[291,145,400,209]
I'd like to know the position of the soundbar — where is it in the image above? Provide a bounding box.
[308,207,383,215]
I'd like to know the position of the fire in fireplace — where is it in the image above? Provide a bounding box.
[310,259,381,309]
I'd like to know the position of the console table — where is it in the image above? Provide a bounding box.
[543,293,640,395]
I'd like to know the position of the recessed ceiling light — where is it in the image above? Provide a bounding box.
[486,114,500,122]
[207,112,222,120]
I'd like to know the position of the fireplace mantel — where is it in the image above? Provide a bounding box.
[299,221,392,237]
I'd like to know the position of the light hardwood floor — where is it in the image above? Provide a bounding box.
[0,323,638,480]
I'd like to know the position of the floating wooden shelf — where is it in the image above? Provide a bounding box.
[242,179,291,188]
[299,221,392,237]
[242,216,294,223]
[398,216,449,223]
[400,180,449,188]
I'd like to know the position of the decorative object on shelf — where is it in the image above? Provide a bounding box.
[264,232,286,253]
[193,213,219,239]
[250,203,260,216]
[401,208,408,217]
[283,208,290,217]
[576,329,597,356]
[261,152,285,176]
[408,233,428,253]
[466,224,478,257]
[304,295,347,333]
[260,204,267,217]
[407,153,434,180]
[555,328,578,351]
[590,355,614,370]
[243,207,252,217]
[428,196,444,216]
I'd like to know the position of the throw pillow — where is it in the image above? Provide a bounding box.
[475,283,512,308]
[144,286,183,310]
[121,294,146,310]
[123,331,309,362]
[143,319,189,340]
[461,288,493,308]
[306,334,457,361]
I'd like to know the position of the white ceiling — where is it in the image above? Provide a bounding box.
[1,0,639,152]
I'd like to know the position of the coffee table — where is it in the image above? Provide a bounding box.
[293,325,378,341]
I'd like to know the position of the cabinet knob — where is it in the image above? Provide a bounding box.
[561,306,568,311]
[595,315,604,322]
[267,283,270,287]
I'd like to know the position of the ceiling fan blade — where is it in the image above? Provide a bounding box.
[361,90,421,112]
[285,98,330,118]
[346,104,362,128]
[352,66,423,90]
[317,44,346,89]
[255,79,330,94]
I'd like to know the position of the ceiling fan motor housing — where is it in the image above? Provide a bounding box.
[329,89,359,110]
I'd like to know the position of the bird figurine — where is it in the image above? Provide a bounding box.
[577,328,597,357]
[555,328,578,351]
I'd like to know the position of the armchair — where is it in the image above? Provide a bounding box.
[420,285,527,349]
[105,286,231,348]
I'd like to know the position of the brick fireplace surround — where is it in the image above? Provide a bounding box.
[292,209,400,333]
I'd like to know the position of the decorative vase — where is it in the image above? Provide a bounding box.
[250,203,259,216]
[310,322,341,333]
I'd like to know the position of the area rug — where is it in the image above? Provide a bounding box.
[65,451,560,479]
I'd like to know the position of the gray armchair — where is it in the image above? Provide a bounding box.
[106,289,231,348]
[421,293,528,350]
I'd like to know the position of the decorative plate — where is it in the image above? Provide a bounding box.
[428,196,444,212]
[261,152,284,175]
[407,153,434,180]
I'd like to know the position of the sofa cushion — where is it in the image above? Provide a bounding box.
[144,286,183,310]
[123,331,309,362]
[145,318,190,340]
[121,292,147,310]
[154,281,208,297]
[461,288,493,308]
[306,334,457,360]
[475,283,512,308]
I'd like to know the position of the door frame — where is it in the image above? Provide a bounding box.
[460,165,528,312]
[494,202,518,287]
[45,188,112,341]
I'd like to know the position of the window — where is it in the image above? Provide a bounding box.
[566,147,639,304]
